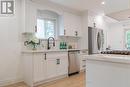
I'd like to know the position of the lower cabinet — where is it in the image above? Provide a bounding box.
[79,54,88,71]
[46,57,57,79]
[23,52,68,87]
[56,57,68,76]
[33,53,46,82]
[46,52,68,78]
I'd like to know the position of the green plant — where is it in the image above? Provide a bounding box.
[24,40,40,50]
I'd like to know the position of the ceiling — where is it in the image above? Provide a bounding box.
[107,9,130,21]
[33,0,130,22]
[34,0,105,14]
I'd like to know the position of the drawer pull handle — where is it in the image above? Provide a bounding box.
[56,59,60,65]
[82,60,86,61]
[83,65,86,67]
[45,53,47,60]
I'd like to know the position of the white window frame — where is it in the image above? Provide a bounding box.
[36,18,58,39]
[124,29,130,50]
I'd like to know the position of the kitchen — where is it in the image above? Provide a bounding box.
[21,1,87,86]
[1,0,130,87]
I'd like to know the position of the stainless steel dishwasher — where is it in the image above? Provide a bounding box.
[68,50,80,76]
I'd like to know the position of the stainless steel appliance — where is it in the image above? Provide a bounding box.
[88,27,104,54]
[68,50,80,76]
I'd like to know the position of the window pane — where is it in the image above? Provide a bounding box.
[36,19,56,39]
[36,19,45,38]
[45,20,55,38]
[126,30,130,49]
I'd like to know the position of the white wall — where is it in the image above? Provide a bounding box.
[107,21,130,50]
[107,23,124,50]
[84,11,110,50]
[37,10,59,19]
[88,11,109,30]
[0,0,23,86]
[80,11,88,49]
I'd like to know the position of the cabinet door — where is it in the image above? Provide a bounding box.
[46,53,57,79]
[29,2,37,33]
[33,53,46,82]
[63,12,82,37]
[56,55,68,76]
[74,15,82,37]
[54,52,68,76]
[63,12,75,36]
[46,52,68,78]
[46,58,57,79]
[23,53,34,87]
[22,0,37,33]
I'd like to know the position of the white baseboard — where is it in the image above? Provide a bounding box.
[0,77,23,87]
[34,74,68,87]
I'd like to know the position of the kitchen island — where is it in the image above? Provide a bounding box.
[86,54,130,87]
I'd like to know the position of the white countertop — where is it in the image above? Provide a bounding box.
[86,54,130,64]
[22,49,81,53]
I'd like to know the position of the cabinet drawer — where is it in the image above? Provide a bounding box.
[82,55,88,59]
[46,52,68,59]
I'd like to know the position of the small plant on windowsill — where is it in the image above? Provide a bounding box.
[24,35,40,50]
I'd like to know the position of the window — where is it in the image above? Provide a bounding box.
[36,18,56,39]
[125,30,130,49]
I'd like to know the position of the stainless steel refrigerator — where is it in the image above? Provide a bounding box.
[88,27,104,54]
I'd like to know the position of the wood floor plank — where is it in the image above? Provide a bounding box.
[4,73,85,87]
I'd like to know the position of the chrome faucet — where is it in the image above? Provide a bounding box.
[47,37,55,50]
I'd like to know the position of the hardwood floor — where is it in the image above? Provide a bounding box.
[4,73,85,87]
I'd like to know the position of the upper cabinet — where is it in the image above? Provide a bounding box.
[21,0,37,33]
[59,12,82,37]
[21,0,82,37]
[88,11,105,29]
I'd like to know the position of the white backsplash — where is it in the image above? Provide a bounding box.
[22,33,80,50]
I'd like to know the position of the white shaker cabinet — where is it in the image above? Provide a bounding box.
[21,0,37,33]
[56,57,68,76]
[56,53,68,76]
[46,57,57,79]
[22,52,68,87]
[80,55,87,71]
[46,52,68,78]
[33,53,46,83]
[60,12,82,37]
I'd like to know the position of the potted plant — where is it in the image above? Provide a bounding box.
[24,35,40,50]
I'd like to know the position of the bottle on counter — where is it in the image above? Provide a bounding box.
[63,42,65,49]
[59,42,67,49]
[64,42,67,49]
[60,42,62,49]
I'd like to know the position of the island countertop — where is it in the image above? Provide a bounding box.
[86,54,130,87]
[86,54,130,64]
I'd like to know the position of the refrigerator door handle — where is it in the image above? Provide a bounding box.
[97,32,101,51]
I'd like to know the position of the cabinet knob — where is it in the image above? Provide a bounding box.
[45,53,47,60]
[56,59,60,65]
[83,65,86,67]
[64,29,66,35]
[35,26,37,32]
[75,31,78,36]
[82,60,86,61]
